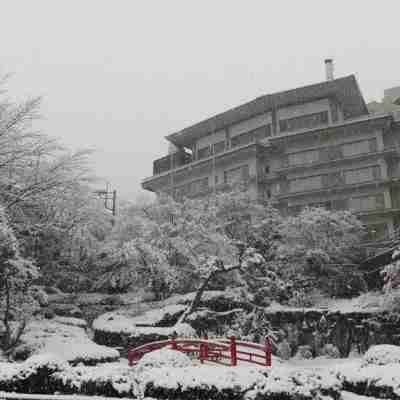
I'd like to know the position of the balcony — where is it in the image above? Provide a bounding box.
[276,147,399,174]
[153,150,192,175]
[276,177,388,200]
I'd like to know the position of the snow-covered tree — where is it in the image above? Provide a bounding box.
[0,76,111,291]
[381,247,400,312]
[0,206,38,355]
[278,207,366,297]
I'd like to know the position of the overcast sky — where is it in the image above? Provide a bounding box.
[1,0,400,201]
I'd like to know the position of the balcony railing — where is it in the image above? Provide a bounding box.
[277,147,398,173]
[153,150,192,175]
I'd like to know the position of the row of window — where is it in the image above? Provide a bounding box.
[196,125,271,161]
[289,193,385,214]
[285,165,381,194]
[223,165,250,185]
[174,177,209,198]
[279,111,329,133]
[173,164,250,198]
[283,138,378,168]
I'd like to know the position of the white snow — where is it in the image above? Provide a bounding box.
[129,304,186,326]
[53,362,132,395]
[362,344,400,366]
[135,348,191,373]
[0,354,68,383]
[52,316,87,328]
[92,312,195,337]
[340,362,400,396]
[0,392,153,400]
[16,318,119,364]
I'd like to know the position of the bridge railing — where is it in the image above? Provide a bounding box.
[128,336,272,367]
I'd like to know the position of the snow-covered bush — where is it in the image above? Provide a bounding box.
[14,318,119,365]
[339,361,400,399]
[0,353,69,393]
[135,348,191,374]
[93,311,196,348]
[362,344,400,366]
[381,248,400,312]
[142,364,342,400]
[52,362,134,397]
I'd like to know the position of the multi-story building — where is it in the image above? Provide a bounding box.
[142,61,400,239]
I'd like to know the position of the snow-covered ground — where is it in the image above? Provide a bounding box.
[14,318,119,365]
[1,347,400,399]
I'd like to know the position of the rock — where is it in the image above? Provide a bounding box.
[319,343,341,358]
[31,286,49,307]
[51,303,83,318]
[295,345,313,359]
[277,339,291,360]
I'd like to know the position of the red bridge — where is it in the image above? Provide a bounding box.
[128,336,272,367]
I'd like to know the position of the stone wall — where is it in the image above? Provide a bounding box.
[266,309,400,358]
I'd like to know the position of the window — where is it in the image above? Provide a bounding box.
[230,132,253,148]
[349,194,385,211]
[366,223,388,241]
[290,175,322,193]
[174,177,209,198]
[213,141,225,155]
[197,146,211,160]
[279,111,329,133]
[344,166,380,185]
[331,101,339,122]
[230,125,271,148]
[288,149,319,166]
[253,124,272,141]
[342,139,377,157]
[224,165,250,185]
[265,165,270,174]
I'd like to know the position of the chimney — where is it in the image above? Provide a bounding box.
[324,59,334,81]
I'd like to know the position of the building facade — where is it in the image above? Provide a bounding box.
[142,69,400,239]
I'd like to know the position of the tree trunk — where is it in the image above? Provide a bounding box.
[177,264,241,325]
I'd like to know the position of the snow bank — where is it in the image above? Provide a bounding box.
[362,345,400,366]
[0,354,68,393]
[52,362,134,397]
[339,362,400,399]
[135,348,191,373]
[141,363,342,400]
[336,350,400,399]
[52,316,87,328]
[129,304,186,326]
[15,319,119,365]
[93,312,195,337]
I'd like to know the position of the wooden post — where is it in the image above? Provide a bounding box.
[204,341,209,361]
[199,343,205,364]
[171,337,178,350]
[265,336,272,367]
[230,336,237,366]
[128,350,133,367]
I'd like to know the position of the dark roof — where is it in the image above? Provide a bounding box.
[166,75,369,147]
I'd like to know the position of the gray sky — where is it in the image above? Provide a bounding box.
[1,0,400,201]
